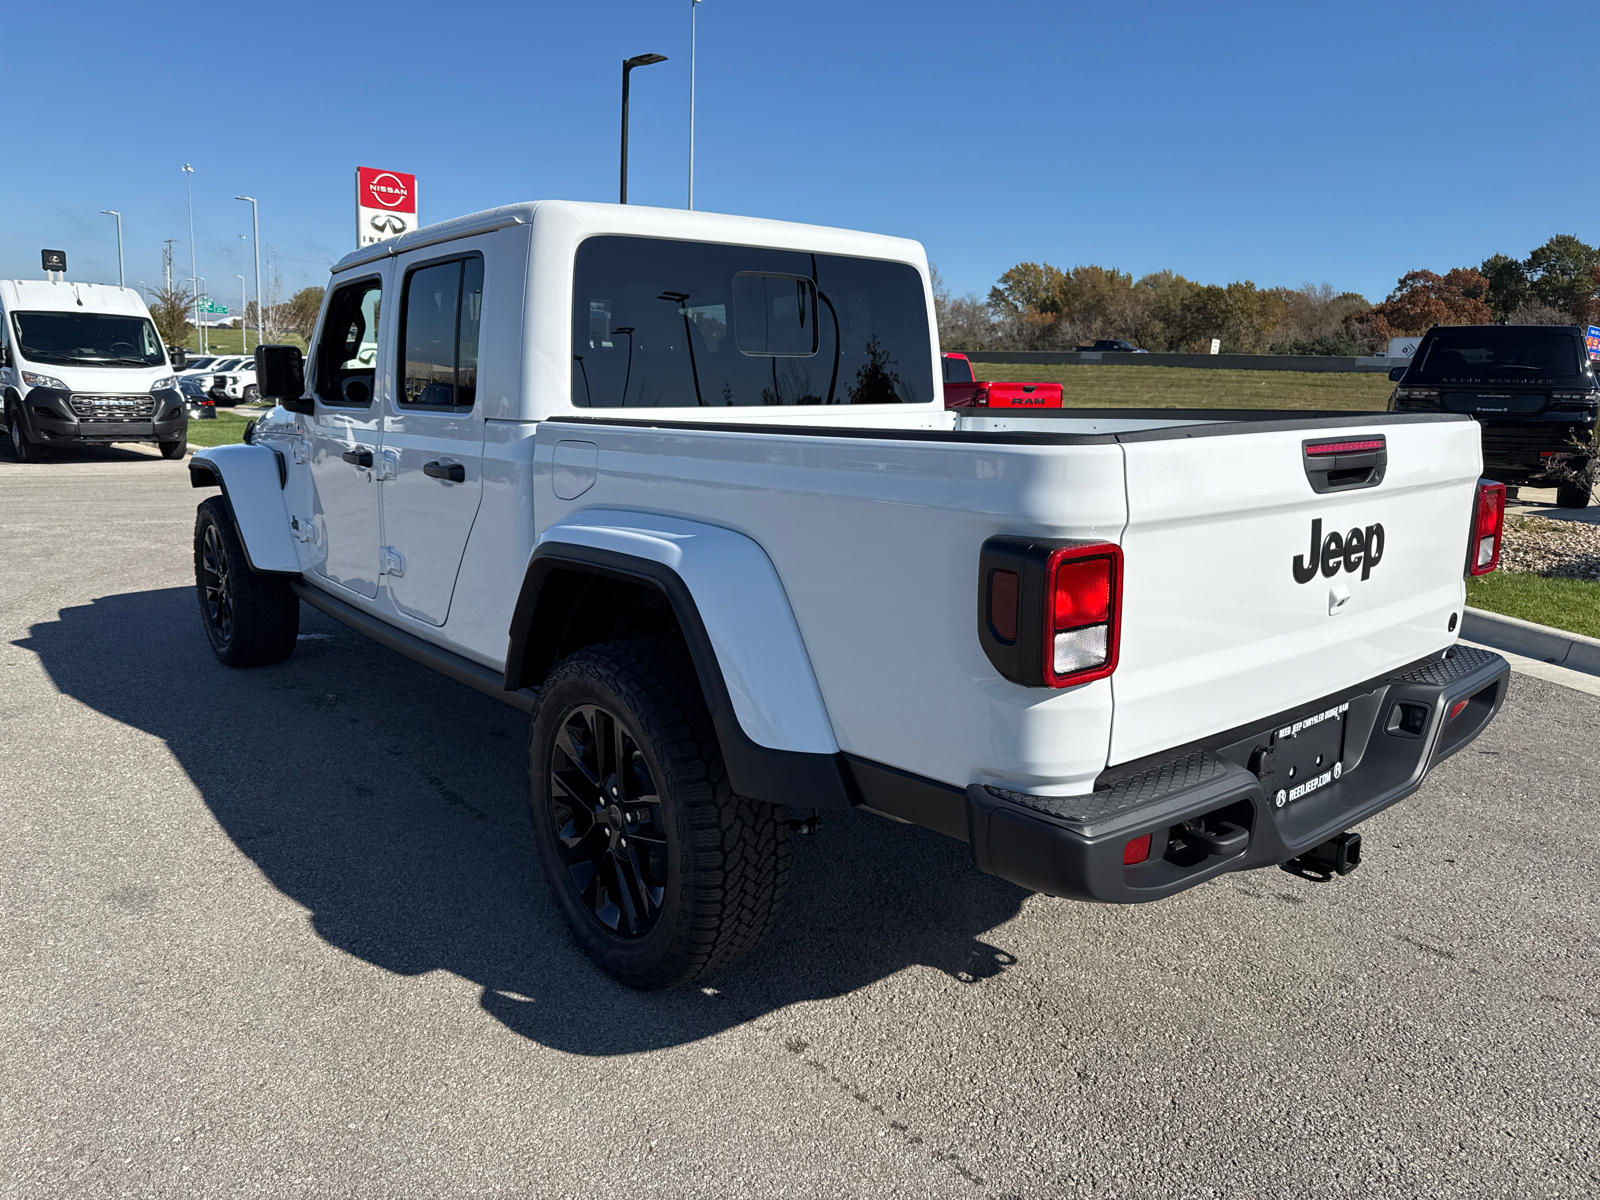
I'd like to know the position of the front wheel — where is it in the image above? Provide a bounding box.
[527,638,791,990]
[8,410,42,462]
[160,437,188,460]
[242,385,259,403]
[193,496,299,666]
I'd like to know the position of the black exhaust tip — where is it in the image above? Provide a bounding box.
[1281,830,1361,881]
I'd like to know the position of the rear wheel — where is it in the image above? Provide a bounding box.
[193,496,299,666]
[8,409,42,463]
[528,638,790,990]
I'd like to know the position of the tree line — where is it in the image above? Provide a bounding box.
[147,283,325,351]
[935,234,1600,356]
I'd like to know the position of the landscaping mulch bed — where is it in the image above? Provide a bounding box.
[1499,515,1600,580]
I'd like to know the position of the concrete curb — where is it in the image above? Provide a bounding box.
[1462,606,1600,677]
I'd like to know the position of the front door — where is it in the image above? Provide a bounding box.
[379,249,487,626]
[305,272,386,599]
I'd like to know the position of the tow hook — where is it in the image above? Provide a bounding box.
[1281,831,1361,881]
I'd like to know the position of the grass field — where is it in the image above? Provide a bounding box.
[1466,571,1600,640]
[185,410,255,448]
[183,329,307,356]
[967,363,1394,411]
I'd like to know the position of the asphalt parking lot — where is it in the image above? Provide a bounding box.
[2,446,1597,1199]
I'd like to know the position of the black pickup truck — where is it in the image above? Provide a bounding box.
[1389,324,1599,508]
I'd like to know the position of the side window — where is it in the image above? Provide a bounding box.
[315,278,382,406]
[399,253,483,408]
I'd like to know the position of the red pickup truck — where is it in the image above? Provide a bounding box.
[942,353,1064,409]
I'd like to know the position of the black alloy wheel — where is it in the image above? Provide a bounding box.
[548,703,670,938]
[527,638,791,990]
[191,496,299,667]
[199,520,235,647]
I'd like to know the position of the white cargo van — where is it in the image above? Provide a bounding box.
[1,279,187,461]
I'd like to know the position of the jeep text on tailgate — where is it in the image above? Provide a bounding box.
[185,201,1510,989]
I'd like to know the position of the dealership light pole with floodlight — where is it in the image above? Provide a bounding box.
[620,52,667,204]
[100,210,124,287]
[236,196,262,351]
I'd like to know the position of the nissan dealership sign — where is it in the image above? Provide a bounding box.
[356,166,418,247]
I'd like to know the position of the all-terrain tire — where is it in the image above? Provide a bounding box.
[528,637,790,990]
[8,408,43,463]
[160,437,188,460]
[193,495,299,667]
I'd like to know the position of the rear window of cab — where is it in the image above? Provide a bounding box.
[572,236,933,407]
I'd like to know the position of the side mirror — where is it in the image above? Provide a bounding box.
[1388,366,1406,382]
[170,346,187,370]
[255,344,311,414]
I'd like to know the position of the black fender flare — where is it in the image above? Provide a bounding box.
[507,542,858,810]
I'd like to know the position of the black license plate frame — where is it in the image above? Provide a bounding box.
[1266,702,1348,808]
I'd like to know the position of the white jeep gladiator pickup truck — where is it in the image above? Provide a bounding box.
[187,200,1510,989]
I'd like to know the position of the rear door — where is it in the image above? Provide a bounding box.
[377,244,488,626]
[1108,417,1481,765]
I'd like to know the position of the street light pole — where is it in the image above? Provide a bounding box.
[183,164,198,353]
[620,53,667,204]
[689,0,702,210]
[236,197,261,350]
[100,210,124,287]
[238,233,248,352]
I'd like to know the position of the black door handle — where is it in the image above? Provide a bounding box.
[342,447,373,468]
[423,460,465,483]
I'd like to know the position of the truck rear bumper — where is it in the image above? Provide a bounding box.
[966,644,1509,903]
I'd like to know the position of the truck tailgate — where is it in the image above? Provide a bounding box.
[1109,416,1481,765]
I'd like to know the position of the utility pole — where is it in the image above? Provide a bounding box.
[236,197,262,350]
[689,0,703,210]
[161,239,176,292]
[101,210,124,287]
[183,164,199,353]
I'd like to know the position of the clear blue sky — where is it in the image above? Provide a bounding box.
[3,0,1592,310]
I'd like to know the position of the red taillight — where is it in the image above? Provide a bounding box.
[1468,479,1505,576]
[1305,438,1385,456]
[1123,834,1151,865]
[1043,544,1122,688]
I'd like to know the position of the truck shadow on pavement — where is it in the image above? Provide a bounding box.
[20,587,1030,1055]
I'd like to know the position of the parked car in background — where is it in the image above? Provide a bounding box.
[1388,324,1599,508]
[1076,339,1147,353]
[942,352,1064,409]
[178,375,216,420]
[205,357,259,405]
[176,354,219,377]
